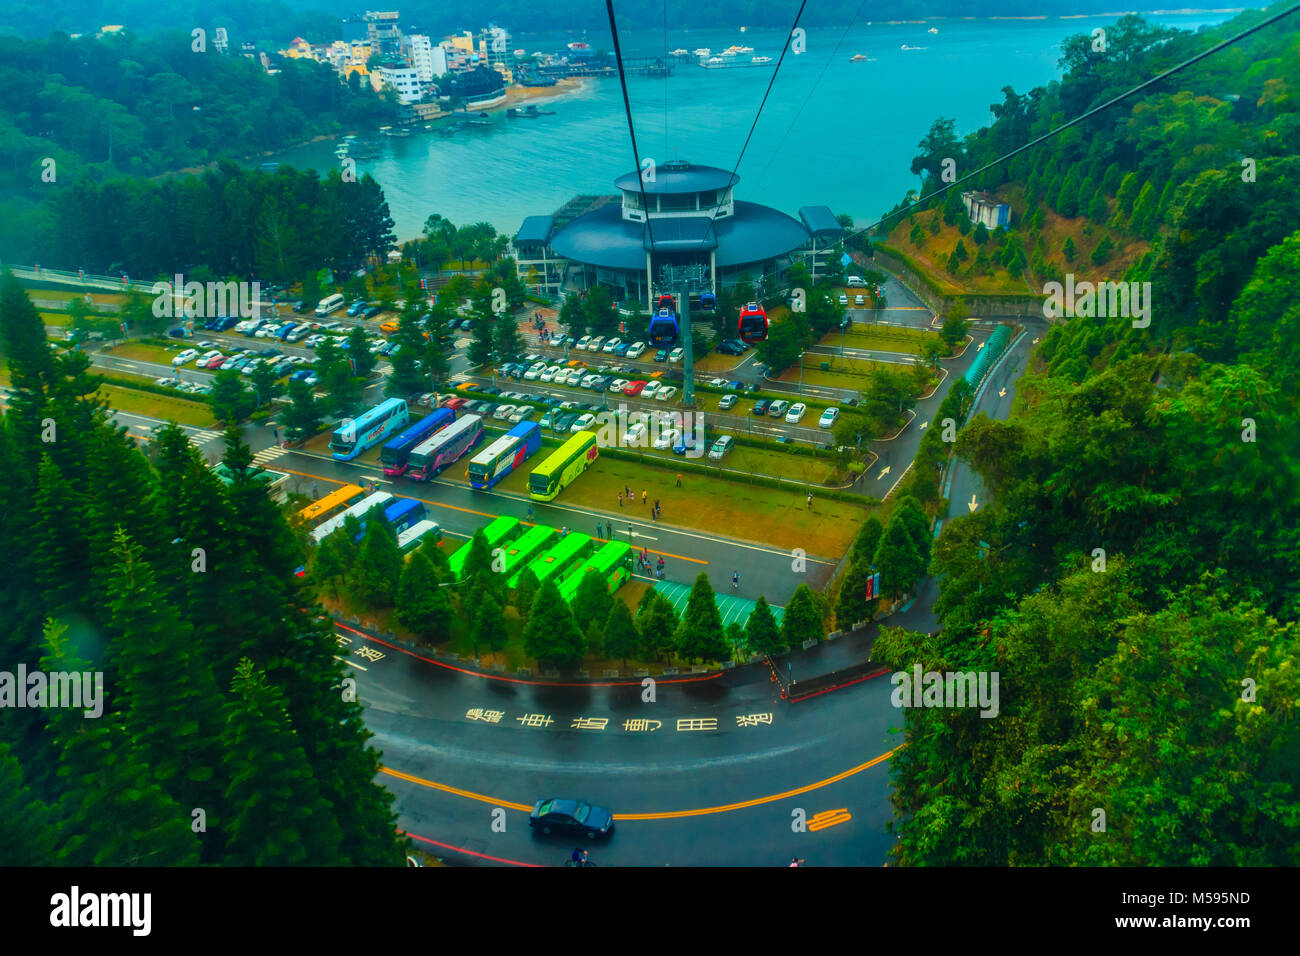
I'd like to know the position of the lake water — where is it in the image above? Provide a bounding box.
[262,13,1236,241]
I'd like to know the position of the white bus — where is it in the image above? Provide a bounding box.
[315,293,346,317]
[310,490,393,544]
[397,519,442,554]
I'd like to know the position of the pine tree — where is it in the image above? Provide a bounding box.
[781,584,824,648]
[31,454,89,619]
[312,532,350,599]
[637,594,678,663]
[513,566,540,623]
[873,514,926,599]
[1130,182,1158,238]
[1063,236,1077,263]
[347,326,378,378]
[1055,168,1081,217]
[0,742,59,865]
[972,221,989,246]
[395,550,453,642]
[220,660,346,866]
[494,312,525,363]
[835,560,877,631]
[348,508,403,609]
[852,516,884,566]
[1090,235,1114,266]
[603,599,639,666]
[674,572,728,664]
[744,595,783,656]
[471,594,509,657]
[419,533,452,581]
[523,578,585,671]
[893,496,933,569]
[571,570,613,639]
[283,378,322,442]
[468,309,495,367]
[1087,192,1108,224]
[460,529,493,582]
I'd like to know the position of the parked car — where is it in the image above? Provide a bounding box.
[540,365,561,383]
[819,407,840,429]
[493,404,517,421]
[837,293,849,306]
[854,294,866,306]
[654,349,670,362]
[553,413,580,432]
[623,341,645,359]
[752,399,772,416]
[673,432,702,455]
[608,378,630,394]
[785,402,807,424]
[226,357,250,373]
[602,337,622,354]
[615,342,632,357]
[641,380,662,399]
[167,327,188,339]
[571,413,597,432]
[653,428,679,450]
[768,399,790,418]
[708,435,734,461]
[273,360,295,376]
[623,380,647,397]
[707,377,728,388]
[171,348,199,366]
[575,335,592,352]
[655,385,679,402]
[668,347,684,363]
[524,363,545,381]
[345,300,366,317]
[239,358,262,376]
[539,410,556,430]
[587,336,606,353]
[509,406,534,424]
[207,355,229,370]
[289,370,319,386]
[529,799,614,839]
[718,394,739,411]
[364,304,384,319]
[846,275,866,287]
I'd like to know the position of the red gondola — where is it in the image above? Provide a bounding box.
[738,302,768,343]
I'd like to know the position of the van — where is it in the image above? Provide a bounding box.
[315,293,345,317]
[767,399,790,418]
[846,275,866,288]
[708,435,734,461]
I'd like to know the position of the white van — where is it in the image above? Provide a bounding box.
[315,293,345,317]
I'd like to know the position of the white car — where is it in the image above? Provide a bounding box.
[576,335,592,351]
[708,377,727,388]
[172,348,199,366]
[571,413,597,432]
[524,362,546,381]
[587,336,605,353]
[625,341,646,359]
[668,347,684,363]
[623,422,649,445]
[508,406,533,424]
[653,428,679,450]
[540,365,561,383]
[601,337,622,354]
[240,359,262,376]
[819,407,840,428]
[196,350,223,368]
[493,404,517,420]
[837,294,848,305]
[155,376,179,387]
[608,378,629,393]
[847,275,865,287]
[655,385,679,402]
[768,399,790,418]
[580,373,600,389]
[195,340,216,349]
[641,380,662,399]
[785,402,807,424]
[708,435,734,461]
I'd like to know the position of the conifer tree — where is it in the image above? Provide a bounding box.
[395,550,453,642]
[220,660,346,866]
[0,742,58,865]
[1063,235,1077,263]
[603,599,640,666]
[571,570,614,640]
[512,566,540,624]
[674,572,728,664]
[312,532,349,599]
[523,579,585,671]
[835,560,877,631]
[873,515,926,599]
[744,595,783,656]
[851,516,885,566]
[419,533,452,581]
[638,594,678,663]
[348,507,403,609]
[780,584,824,648]
[31,454,89,619]
[471,594,509,658]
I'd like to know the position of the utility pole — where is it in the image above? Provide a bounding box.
[657,263,709,408]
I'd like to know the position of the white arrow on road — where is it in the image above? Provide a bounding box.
[919,420,929,430]
[998,387,1006,397]
[1032,337,1039,344]
[977,342,986,351]
[968,494,979,513]
[877,465,891,479]
[629,532,658,541]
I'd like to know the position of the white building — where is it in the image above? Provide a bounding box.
[403,34,446,80]
[378,64,423,103]
[962,191,1012,230]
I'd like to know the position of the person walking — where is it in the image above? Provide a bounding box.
[653,499,660,517]
[561,526,568,537]
[618,491,623,508]
[311,482,319,500]
[641,489,647,505]
[625,484,632,499]
[527,503,534,520]
[732,570,740,590]
[675,473,682,487]
[807,491,813,510]
[628,523,633,540]
[596,522,603,538]
[657,555,664,576]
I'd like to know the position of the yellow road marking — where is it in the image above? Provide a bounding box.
[379,746,901,820]
[807,808,852,831]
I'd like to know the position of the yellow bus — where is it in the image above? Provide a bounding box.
[296,483,364,524]
[528,432,598,501]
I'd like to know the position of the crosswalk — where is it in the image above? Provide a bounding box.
[186,429,224,448]
[251,445,289,466]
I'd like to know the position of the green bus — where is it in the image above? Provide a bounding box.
[448,515,521,581]
[519,532,594,589]
[558,540,634,604]
[528,432,599,501]
[499,525,558,588]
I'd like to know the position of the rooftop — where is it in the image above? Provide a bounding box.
[613,160,739,196]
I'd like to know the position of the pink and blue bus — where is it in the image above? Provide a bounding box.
[329,398,409,461]
[380,406,456,477]
[467,421,543,490]
[406,414,485,481]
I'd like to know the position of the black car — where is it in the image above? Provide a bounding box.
[752,399,772,416]
[529,799,614,839]
[477,385,501,396]
[476,402,498,418]
[273,360,295,376]
[459,318,474,331]
[363,304,384,319]
[168,327,187,338]
[346,300,366,317]
[258,347,282,357]
[553,412,580,432]
[292,300,309,313]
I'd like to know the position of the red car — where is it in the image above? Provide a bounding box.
[623,380,648,396]
[442,396,468,411]
[207,355,229,370]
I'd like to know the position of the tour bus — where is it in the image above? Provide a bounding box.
[405,414,485,481]
[296,483,364,525]
[380,406,456,477]
[329,397,410,461]
[310,491,393,544]
[557,540,634,604]
[467,421,543,490]
[382,497,427,535]
[448,515,521,581]
[528,431,599,501]
[500,525,560,588]
[315,293,346,317]
[521,533,594,589]
[397,519,442,555]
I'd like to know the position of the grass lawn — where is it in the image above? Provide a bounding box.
[40,311,70,327]
[20,286,128,308]
[486,451,871,555]
[98,383,217,427]
[827,325,941,353]
[692,351,747,373]
[108,341,185,365]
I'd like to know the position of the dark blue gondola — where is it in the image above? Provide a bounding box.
[649,294,679,344]
[738,301,768,343]
[700,291,717,310]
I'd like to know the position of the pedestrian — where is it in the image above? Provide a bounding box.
[628,523,633,540]
[273,427,279,441]
[311,482,319,500]
[654,499,660,515]
[657,555,664,575]
[618,491,623,507]
[597,522,603,538]
[675,473,682,487]
[625,485,632,499]
[643,548,649,567]
[807,491,813,510]
[571,848,583,866]
[732,570,740,590]
[641,489,647,505]
[561,526,568,537]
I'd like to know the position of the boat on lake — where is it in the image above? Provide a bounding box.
[900,44,927,51]
[850,53,868,61]
[752,55,772,64]
[693,47,711,57]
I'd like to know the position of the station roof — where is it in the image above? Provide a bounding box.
[613,161,739,196]
[514,215,554,245]
[548,201,812,271]
[798,205,844,239]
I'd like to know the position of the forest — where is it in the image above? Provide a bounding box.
[871,7,1300,865]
